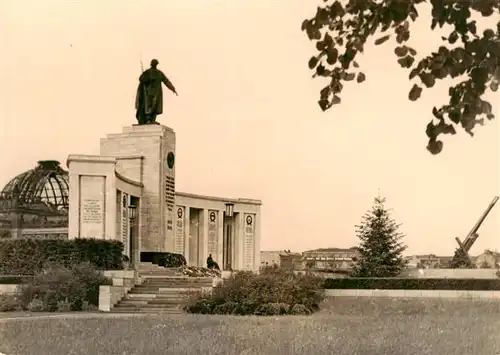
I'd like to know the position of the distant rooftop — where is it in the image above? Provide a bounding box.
[303,247,359,253]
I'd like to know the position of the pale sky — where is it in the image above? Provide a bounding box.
[0,0,498,256]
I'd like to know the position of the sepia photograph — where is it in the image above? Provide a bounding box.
[0,0,499,354]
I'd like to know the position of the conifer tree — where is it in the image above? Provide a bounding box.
[352,196,407,277]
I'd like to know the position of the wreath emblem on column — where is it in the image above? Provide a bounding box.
[177,207,183,219]
[246,215,253,226]
[209,211,216,222]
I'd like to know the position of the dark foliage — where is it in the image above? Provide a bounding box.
[324,277,500,290]
[17,262,112,312]
[448,248,476,268]
[0,238,124,275]
[140,252,187,267]
[0,275,34,284]
[184,265,325,315]
[303,0,500,154]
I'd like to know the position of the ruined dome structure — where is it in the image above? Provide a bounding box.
[1,160,69,212]
[0,160,70,239]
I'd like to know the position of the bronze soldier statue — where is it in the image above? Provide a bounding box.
[135,59,178,124]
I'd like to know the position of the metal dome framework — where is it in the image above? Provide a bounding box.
[0,160,69,213]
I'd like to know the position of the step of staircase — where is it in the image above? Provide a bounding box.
[110,306,184,314]
[110,274,212,314]
[117,298,185,305]
[129,286,208,293]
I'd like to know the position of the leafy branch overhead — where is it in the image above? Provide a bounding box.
[302,0,500,154]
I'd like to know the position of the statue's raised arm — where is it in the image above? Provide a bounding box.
[135,58,178,125]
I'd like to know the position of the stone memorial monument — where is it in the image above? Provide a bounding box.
[66,59,261,271]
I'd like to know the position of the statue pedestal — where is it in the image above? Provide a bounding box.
[100,124,176,252]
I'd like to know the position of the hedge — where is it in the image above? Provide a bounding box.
[0,275,34,284]
[323,278,500,290]
[141,252,187,267]
[0,239,124,275]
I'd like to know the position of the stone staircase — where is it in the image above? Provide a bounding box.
[110,264,214,314]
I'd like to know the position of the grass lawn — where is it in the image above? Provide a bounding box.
[0,297,499,355]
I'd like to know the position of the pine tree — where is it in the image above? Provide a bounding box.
[352,196,407,278]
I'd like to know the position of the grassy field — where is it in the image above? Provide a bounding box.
[0,297,499,355]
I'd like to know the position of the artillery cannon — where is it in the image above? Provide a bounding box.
[449,196,499,268]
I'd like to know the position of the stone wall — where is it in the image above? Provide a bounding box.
[401,268,498,279]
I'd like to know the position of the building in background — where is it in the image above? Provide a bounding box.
[302,247,360,270]
[260,250,282,267]
[279,251,303,270]
[0,160,69,240]
[474,250,500,268]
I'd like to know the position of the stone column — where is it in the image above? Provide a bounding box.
[217,210,224,268]
[200,209,208,267]
[184,207,191,265]
[100,125,176,252]
[235,212,245,270]
[253,213,261,272]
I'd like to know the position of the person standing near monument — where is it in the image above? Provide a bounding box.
[135,59,178,125]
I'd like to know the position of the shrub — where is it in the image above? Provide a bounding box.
[27,298,45,312]
[56,299,72,312]
[18,262,112,312]
[256,302,290,316]
[213,301,239,315]
[141,252,187,267]
[0,275,34,284]
[0,238,124,275]
[0,294,22,312]
[323,278,500,290]
[290,304,311,315]
[183,290,214,314]
[81,301,98,312]
[184,265,324,316]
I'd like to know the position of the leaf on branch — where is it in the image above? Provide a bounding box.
[326,48,338,65]
[308,56,318,70]
[420,73,436,88]
[374,35,391,45]
[481,101,492,115]
[409,68,419,80]
[316,63,326,75]
[448,109,461,124]
[332,95,341,105]
[301,19,310,31]
[318,99,330,111]
[490,81,499,92]
[316,41,325,51]
[344,72,356,81]
[357,72,366,83]
[324,33,333,47]
[397,56,415,68]
[427,139,443,155]
[320,86,331,100]
[353,61,359,68]
[448,31,459,44]
[409,84,422,101]
[394,46,408,57]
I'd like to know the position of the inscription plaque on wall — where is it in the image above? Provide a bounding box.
[164,176,175,211]
[82,199,102,223]
[121,193,128,255]
[207,210,218,257]
[174,207,185,254]
[79,175,105,239]
[243,214,255,270]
